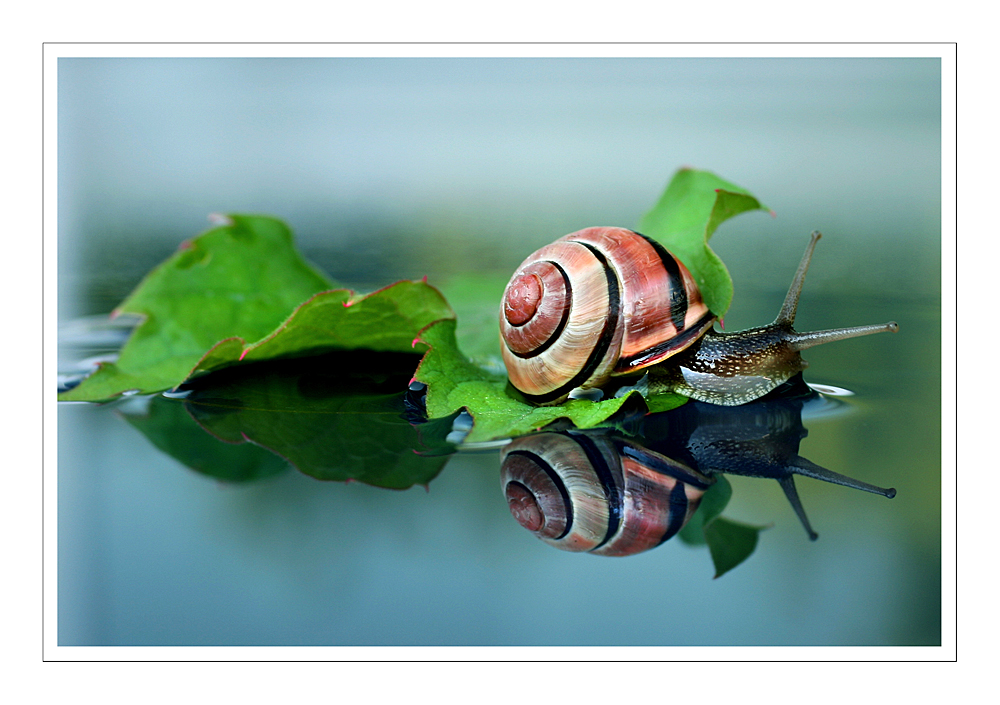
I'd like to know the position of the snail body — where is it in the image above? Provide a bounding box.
[500,227,898,406]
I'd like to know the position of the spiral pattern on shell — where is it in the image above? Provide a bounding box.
[500,431,713,557]
[499,227,715,404]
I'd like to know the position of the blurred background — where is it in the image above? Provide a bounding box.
[58,57,940,318]
[57,56,942,647]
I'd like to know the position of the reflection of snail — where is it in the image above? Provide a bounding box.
[500,430,713,556]
[643,393,896,541]
[500,227,898,405]
[500,392,896,555]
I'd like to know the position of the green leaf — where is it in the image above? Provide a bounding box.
[189,280,454,376]
[58,215,454,402]
[59,215,333,401]
[678,475,768,578]
[414,319,686,444]
[637,167,770,316]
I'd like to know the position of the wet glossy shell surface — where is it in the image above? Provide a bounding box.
[500,227,715,403]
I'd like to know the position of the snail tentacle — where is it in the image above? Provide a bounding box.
[775,230,822,326]
[784,322,900,351]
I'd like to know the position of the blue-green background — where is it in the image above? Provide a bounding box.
[58,57,941,645]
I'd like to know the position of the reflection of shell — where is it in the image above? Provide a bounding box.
[500,431,713,557]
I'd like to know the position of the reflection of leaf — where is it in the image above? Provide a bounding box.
[703,517,764,579]
[120,396,290,483]
[678,475,767,578]
[414,319,684,443]
[58,215,455,403]
[638,168,770,316]
[181,351,454,489]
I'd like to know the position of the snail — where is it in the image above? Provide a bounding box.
[499,227,898,406]
[500,430,714,556]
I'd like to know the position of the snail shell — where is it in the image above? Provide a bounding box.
[499,227,715,404]
[500,430,713,556]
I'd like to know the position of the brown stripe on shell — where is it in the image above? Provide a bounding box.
[563,227,715,375]
[634,232,691,332]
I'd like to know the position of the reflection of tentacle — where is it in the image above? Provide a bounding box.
[647,395,896,541]
[770,458,895,540]
[777,476,819,541]
[788,457,896,499]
